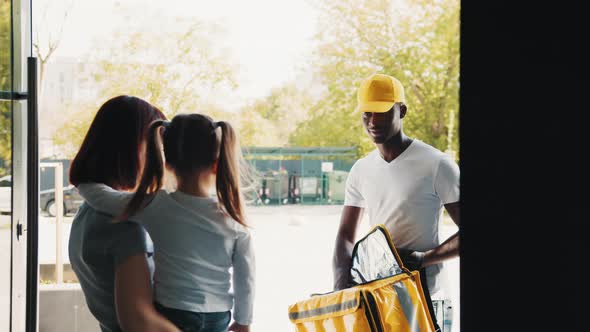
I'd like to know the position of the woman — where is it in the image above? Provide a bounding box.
[68,95,179,332]
[78,114,256,332]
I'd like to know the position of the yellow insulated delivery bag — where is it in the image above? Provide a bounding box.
[288,225,436,332]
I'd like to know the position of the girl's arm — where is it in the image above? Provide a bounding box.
[77,183,138,218]
[231,230,256,328]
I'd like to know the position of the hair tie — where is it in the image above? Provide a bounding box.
[162,120,171,129]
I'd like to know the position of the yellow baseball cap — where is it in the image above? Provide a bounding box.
[355,73,406,113]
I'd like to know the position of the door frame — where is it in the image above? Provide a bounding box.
[4,0,37,331]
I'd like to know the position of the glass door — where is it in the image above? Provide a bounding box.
[0,2,15,329]
[1,0,37,331]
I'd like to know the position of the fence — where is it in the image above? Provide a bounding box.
[41,147,359,207]
[244,147,356,205]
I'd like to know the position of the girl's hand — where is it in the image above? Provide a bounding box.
[228,321,250,332]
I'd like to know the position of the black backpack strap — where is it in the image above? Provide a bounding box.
[419,268,442,332]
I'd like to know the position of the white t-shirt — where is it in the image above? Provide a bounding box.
[77,183,255,325]
[344,139,460,294]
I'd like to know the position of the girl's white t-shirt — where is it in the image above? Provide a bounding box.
[77,183,255,325]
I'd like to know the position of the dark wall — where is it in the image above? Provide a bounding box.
[461,2,585,331]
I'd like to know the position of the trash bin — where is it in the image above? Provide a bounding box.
[261,171,289,205]
[298,176,321,203]
[326,170,348,203]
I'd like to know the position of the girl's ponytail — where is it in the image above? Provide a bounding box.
[119,119,167,221]
[216,121,247,226]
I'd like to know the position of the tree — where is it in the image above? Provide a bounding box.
[53,18,238,158]
[0,0,11,175]
[32,0,74,93]
[90,20,237,117]
[238,83,314,147]
[52,101,99,158]
[291,0,460,159]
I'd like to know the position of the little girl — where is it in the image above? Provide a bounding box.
[78,114,255,332]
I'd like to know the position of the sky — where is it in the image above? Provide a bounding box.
[36,0,319,109]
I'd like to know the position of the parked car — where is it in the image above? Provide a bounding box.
[0,175,11,214]
[40,185,84,217]
[0,175,83,216]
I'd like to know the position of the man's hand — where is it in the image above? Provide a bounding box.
[397,248,425,271]
[228,322,250,332]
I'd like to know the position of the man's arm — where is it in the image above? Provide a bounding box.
[423,202,460,267]
[333,206,364,290]
[115,254,180,332]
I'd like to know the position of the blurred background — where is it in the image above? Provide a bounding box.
[0,0,459,330]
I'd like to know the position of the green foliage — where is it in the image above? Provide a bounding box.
[91,23,238,117]
[53,100,240,160]
[53,21,238,157]
[50,0,459,161]
[1,0,11,174]
[238,84,314,147]
[291,0,460,159]
[0,0,8,91]
[52,101,98,158]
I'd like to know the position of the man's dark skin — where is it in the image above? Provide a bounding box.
[332,102,460,290]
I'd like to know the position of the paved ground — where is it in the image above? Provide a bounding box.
[1,205,460,331]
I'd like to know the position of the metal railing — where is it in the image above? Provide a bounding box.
[39,162,64,284]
